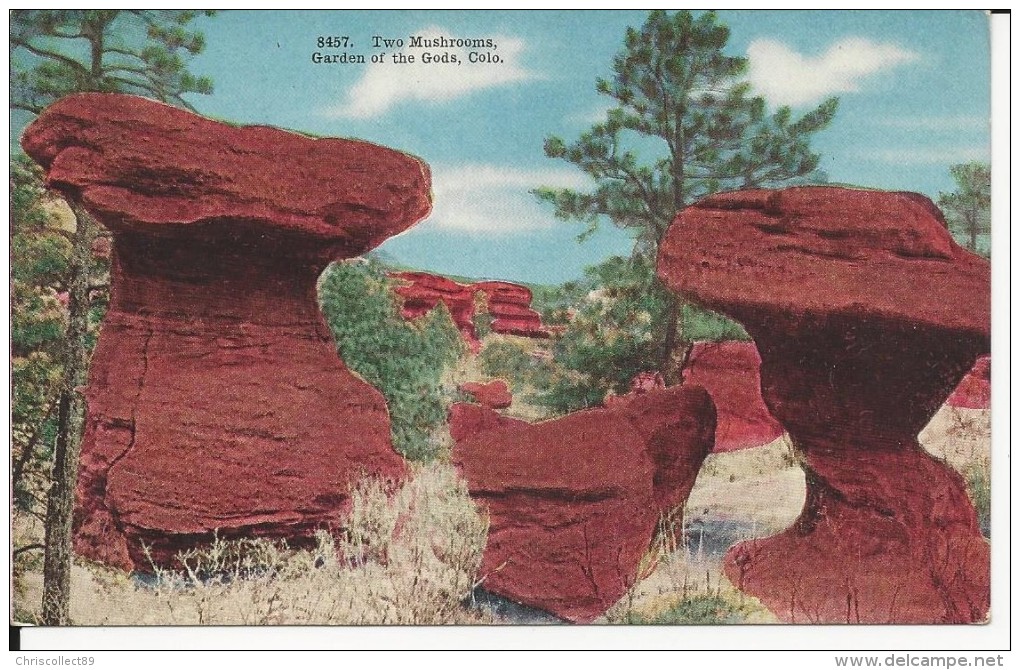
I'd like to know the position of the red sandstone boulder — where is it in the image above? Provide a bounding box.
[458,379,513,409]
[658,186,990,623]
[22,93,430,570]
[452,384,716,623]
[447,402,527,443]
[682,341,785,452]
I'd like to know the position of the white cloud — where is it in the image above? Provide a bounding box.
[748,37,920,106]
[323,26,538,118]
[859,146,989,165]
[418,163,590,234]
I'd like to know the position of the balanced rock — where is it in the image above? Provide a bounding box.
[682,341,785,452]
[458,379,513,410]
[452,384,716,622]
[658,186,990,623]
[22,93,430,570]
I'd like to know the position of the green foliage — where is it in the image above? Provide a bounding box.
[964,460,991,539]
[535,10,837,256]
[534,255,746,414]
[534,10,836,383]
[477,340,558,395]
[11,10,215,113]
[937,161,991,257]
[318,259,464,461]
[622,594,750,625]
[9,158,69,514]
[682,303,749,342]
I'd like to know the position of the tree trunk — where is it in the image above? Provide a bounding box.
[41,204,96,626]
[660,291,691,386]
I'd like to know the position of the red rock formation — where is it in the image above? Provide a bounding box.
[389,273,551,348]
[458,379,513,410]
[452,384,716,622]
[475,281,551,338]
[22,93,430,570]
[946,356,991,409]
[447,402,526,443]
[658,186,990,623]
[682,341,785,452]
[389,271,480,352]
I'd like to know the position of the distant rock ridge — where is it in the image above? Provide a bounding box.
[389,271,551,351]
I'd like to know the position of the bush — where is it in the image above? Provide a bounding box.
[477,340,555,392]
[318,258,464,461]
[532,255,749,414]
[65,464,491,625]
[621,594,750,624]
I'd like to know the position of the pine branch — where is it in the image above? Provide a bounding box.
[11,38,88,74]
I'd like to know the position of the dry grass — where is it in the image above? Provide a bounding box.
[603,545,777,624]
[11,398,991,626]
[14,462,494,625]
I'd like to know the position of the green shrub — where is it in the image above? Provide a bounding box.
[532,255,749,414]
[318,258,463,461]
[623,594,750,625]
[964,460,990,538]
[682,303,750,342]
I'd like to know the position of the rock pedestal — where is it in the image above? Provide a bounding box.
[451,384,716,622]
[658,187,990,623]
[22,93,431,570]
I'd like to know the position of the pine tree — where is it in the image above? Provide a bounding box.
[937,161,991,257]
[10,9,214,625]
[535,10,837,383]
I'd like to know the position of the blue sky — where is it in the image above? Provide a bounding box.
[18,10,995,285]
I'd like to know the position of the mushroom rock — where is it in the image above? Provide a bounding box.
[682,341,785,452]
[658,186,991,623]
[458,379,513,410]
[22,93,430,570]
[389,271,480,351]
[946,356,991,409]
[452,384,716,623]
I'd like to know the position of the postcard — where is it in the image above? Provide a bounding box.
[9,8,1002,653]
